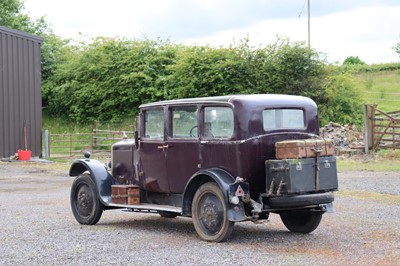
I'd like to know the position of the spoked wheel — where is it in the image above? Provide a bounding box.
[280,210,323,233]
[70,174,103,225]
[192,182,234,242]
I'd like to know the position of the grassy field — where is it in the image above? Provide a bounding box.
[337,149,400,172]
[42,114,92,134]
[352,68,400,111]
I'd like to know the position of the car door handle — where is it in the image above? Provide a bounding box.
[157,145,169,150]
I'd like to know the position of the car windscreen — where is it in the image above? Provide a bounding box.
[263,109,305,130]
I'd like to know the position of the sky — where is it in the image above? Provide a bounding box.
[23,0,400,64]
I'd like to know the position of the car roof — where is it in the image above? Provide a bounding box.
[139,94,315,109]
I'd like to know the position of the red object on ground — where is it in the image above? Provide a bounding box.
[18,149,31,160]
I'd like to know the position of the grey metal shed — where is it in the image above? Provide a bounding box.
[0,26,43,158]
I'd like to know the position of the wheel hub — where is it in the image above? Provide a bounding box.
[78,190,89,208]
[76,185,92,217]
[202,202,218,228]
[199,195,224,234]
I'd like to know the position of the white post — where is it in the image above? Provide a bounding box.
[44,129,49,158]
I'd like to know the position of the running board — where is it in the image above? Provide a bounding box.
[108,203,182,214]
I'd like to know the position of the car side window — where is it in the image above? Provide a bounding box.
[204,107,233,139]
[171,106,198,138]
[144,109,164,139]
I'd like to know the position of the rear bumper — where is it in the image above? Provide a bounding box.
[267,192,334,208]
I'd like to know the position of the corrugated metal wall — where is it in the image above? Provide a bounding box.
[0,26,43,158]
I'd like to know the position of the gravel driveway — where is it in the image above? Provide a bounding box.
[0,161,399,265]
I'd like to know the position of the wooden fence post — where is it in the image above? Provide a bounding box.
[371,104,376,150]
[93,120,99,149]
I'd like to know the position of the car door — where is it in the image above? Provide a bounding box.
[138,107,170,193]
[199,105,236,173]
[165,105,200,193]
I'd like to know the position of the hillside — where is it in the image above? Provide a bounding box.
[352,68,400,112]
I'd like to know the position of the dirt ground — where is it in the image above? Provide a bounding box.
[0,161,399,265]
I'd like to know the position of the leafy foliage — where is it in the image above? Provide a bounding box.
[343,56,366,66]
[318,71,363,125]
[0,0,66,87]
[393,42,400,57]
[43,36,364,125]
[0,0,30,30]
[44,38,180,122]
[1,0,366,126]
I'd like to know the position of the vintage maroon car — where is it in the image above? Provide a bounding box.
[69,94,338,242]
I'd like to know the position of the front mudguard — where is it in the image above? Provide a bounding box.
[69,159,115,206]
[182,168,250,222]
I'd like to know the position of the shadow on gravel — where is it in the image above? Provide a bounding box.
[95,213,310,244]
[229,223,311,244]
[97,215,196,237]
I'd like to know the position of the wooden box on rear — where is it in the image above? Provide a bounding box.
[111,185,140,205]
[275,139,334,159]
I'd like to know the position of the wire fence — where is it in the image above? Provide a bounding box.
[44,121,135,158]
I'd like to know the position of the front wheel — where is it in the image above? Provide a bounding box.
[70,173,103,225]
[192,182,234,242]
[280,210,323,233]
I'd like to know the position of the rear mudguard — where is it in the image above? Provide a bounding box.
[69,159,115,206]
[182,168,249,222]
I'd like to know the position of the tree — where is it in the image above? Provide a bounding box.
[318,71,363,125]
[44,37,181,122]
[1,0,65,80]
[0,0,28,29]
[393,42,400,57]
[44,37,363,125]
[0,0,47,33]
[342,56,366,66]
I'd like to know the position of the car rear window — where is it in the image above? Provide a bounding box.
[263,109,305,130]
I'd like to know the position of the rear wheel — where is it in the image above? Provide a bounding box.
[192,182,234,242]
[70,173,103,225]
[280,210,323,233]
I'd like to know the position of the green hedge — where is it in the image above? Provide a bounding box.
[42,37,363,125]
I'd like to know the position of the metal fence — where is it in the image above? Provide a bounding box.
[44,128,134,158]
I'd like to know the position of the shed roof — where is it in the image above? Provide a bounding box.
[0,26,43,43]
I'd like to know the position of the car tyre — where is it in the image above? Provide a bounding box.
[71,173,103,225]
[192,182,234,242]
[280,210,323,233]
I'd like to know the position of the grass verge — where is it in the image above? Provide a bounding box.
[336,190,400,205]
[337,159,400,172]
[337,150,400,172]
